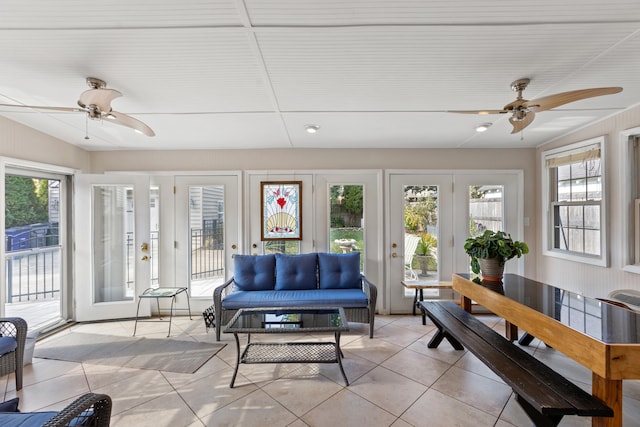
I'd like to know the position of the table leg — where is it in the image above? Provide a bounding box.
[167,296,175,337]
[412,290,418,316]
[133,297,143,336]
[335,332,349,386]
[592,373,622,427]
[230,333,241,388]
[505,321,518,342]
[185,290,192,319]
[461,295,472,312]
[419,289,426,325]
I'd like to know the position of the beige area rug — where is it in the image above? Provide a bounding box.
[34,332,226,373]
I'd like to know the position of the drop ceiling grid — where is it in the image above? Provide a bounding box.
[244,0,640,25]
[256,24,637,111]
[568,31,640,91]
[0,0,243,29]
[0,28,275,113]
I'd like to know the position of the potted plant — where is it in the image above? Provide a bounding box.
[463,230,528,281]
[415,234,435,276]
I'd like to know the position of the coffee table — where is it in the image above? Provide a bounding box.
[223,307,350,388]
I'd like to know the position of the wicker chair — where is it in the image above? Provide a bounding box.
[0,317,27,391]
[0,393,112,427]
[43,393,112,427]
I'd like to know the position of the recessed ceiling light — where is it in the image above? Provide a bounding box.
[475,123,492,132]
[305,125,320,134]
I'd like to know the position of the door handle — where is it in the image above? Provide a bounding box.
[141,255,149,261]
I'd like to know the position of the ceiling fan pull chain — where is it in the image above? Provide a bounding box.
[84,114,89,140]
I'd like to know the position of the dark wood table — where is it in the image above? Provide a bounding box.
[453,273,640,427]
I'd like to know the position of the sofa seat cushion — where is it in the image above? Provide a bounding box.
[0,336,17,355]
[318,252,361,289]
[0,411,57,427]
[221,289,368,310]
[274,253,318,290]
[233,254,276,291]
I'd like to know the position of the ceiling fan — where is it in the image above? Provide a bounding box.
[451,78,622,134]
[0,77,155,137]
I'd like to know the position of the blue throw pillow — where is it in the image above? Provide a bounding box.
[233,254,276,291]
[318,252,361,289]
[0,397,19,412]
[275,253,318,290]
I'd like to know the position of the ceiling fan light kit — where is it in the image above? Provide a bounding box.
[475,123,492,132]
[451,77,622,135]
[0,77,155,137]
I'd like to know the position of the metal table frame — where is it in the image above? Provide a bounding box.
[223,307,349,388]
[133,287,192,337]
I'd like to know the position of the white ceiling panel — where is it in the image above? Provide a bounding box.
[256,24,636,112]
[245,0,640,25]
[0,1,638,151]
[0,0,243,28]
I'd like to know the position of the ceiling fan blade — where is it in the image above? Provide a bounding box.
[78,88,122,112]
[0,103,82,112]
[509,111,535,134]
[449,109,508,115]
[106,111,155,136]
[524,87,622,112]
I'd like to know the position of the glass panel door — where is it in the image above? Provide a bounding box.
[315,172,383,289]
[175,175,239,297]
[329,184,364,261]
[4,172,65,330]
[453,174,522,275]
[389,174,452,313]
[75,174,150,321]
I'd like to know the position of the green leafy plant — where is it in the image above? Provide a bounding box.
[415,233,436,256]
[463,230,529,274]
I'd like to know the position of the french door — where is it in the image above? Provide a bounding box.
[387,171,522,314]
[74,174,151,321]
[388,174,453,314]
[174,175,240,297]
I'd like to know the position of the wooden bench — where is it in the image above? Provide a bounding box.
[419,301,613,427]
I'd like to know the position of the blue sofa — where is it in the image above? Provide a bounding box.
[213,252,377,341]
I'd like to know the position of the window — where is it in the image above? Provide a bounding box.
[621,128,640,272]
[543,137,606,265]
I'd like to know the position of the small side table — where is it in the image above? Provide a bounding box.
[401,280,453,325]
[133,287,192,337]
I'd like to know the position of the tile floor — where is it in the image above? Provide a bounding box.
[2,313,639,427]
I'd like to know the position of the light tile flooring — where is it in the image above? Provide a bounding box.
[2,314,640,427]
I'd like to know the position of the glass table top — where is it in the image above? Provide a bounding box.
[224,307,349,334]
[458,273,640,344]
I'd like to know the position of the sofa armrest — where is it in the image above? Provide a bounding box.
[0,317,27,353]
[213,277,235,341]
[43,393,112,427]
[361,275,377,309]
[0,317,27,390]
[213,277,235,308]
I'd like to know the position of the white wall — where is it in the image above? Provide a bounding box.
[0,116,89,170]
[536,105,640,297]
